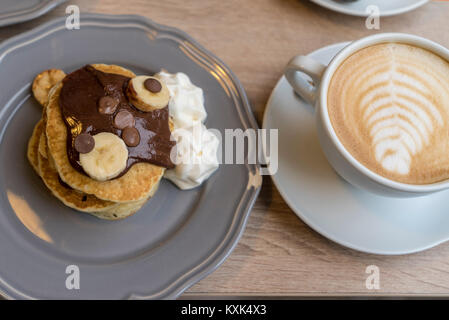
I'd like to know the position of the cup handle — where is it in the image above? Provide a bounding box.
[284,55,326,106]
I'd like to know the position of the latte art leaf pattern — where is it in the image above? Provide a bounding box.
[328,43,449,184]
[363,63,443,174]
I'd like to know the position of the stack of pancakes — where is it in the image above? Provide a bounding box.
[27,64,166,220]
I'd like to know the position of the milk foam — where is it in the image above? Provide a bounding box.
[328,43,449,184]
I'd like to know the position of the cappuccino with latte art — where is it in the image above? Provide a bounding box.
[328,43,449,184]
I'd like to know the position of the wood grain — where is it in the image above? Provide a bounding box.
[2,0,449,297]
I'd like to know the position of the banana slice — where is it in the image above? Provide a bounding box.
[32,69,66,107]
[79,132,128,181]
[126,76,170,112]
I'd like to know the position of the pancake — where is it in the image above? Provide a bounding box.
[38,132,47,159]
[37,130,118,213]
[27,119,44,175]
[93,181,159,220]
[45,64,165,202]
[33,122,155,219]
[38,146,153,220]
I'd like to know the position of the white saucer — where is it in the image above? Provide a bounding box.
[263,42,449,255]
[310,0,428,17]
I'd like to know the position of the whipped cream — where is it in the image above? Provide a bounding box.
[157,71,219,190]
[164,124,219,190]
[157,71,207,129]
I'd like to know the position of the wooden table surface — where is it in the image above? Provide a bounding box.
[2,0,449,298]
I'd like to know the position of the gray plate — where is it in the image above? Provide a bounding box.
[0,13,261,299]
[0,0,67,27]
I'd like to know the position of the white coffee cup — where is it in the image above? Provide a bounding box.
[284,33,449,197]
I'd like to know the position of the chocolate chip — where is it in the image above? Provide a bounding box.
[144,78,162,93]
[113,110,135,129]
[98,96,119,114]
[74,133,95,154]
[122,127,140,147]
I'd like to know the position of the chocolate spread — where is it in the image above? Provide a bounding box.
[59,65,175,177]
